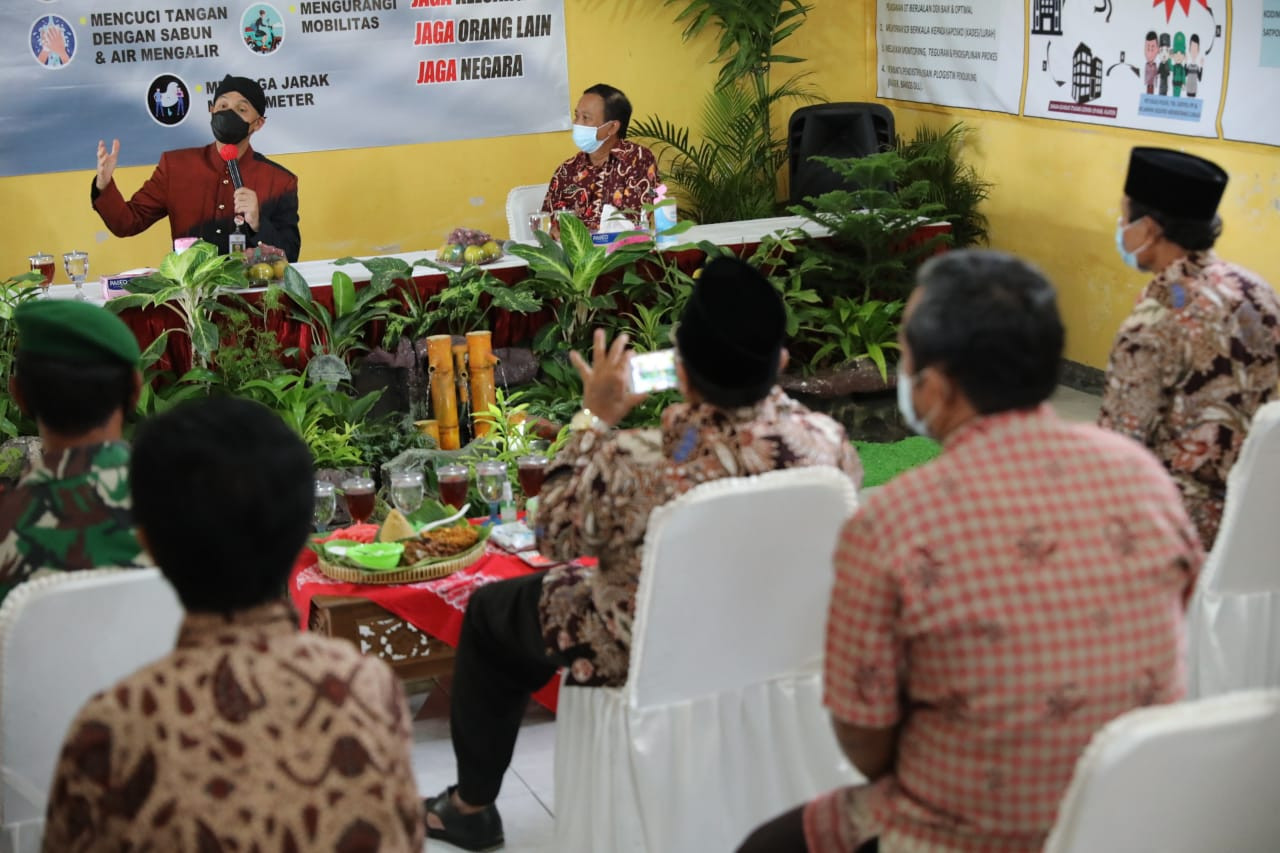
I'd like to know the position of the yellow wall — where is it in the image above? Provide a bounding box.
[794,2,1280,369]
[6,1,1275,370]
[0,0,722,283]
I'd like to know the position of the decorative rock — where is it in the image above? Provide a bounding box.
[494,347,538,386]
[778,359,896,398]
[0,436,42,486]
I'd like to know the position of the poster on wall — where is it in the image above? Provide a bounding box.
[1221,0,1280,146]
[0,0,570,178]
[874,0,1025,114]
[1023,0,1223,137]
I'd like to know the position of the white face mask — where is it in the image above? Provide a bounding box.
[572,123,605,154]
[897,370,932,438]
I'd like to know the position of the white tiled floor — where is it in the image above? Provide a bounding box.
[408,385,1104,851]
[409,681,557,852]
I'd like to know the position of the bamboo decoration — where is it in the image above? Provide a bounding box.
[452,342,472,447]
[467,331,498,438]
[426,335,460,450]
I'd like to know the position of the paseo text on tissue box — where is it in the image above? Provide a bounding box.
[100,269,154,301]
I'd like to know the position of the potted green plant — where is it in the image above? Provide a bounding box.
[506,213,654,355]
[631,0,818,223]
[897,122,993,248]
[107,241,247,370]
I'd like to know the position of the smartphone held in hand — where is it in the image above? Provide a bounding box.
[628,348,679,394]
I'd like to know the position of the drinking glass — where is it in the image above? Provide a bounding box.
[314,481,336,532]
[28,253,55,297]
[62,251,89,301]
[517,454,548,498]
[475,460,507,524]
[342,476,376,525]
[437,463,469,510]
[389,471,424,516]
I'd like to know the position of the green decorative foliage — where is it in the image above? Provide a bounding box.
[632,0,819,224]
[380,257,543,346]
[897,123,992,249]
[790,150,951,301]
[237,373,382,470]
[506,213,654,354]
[106,241,247,369]
[799,296,903,380]
[281,264,399,361]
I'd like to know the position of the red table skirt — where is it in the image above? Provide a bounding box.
[290,523,564,711]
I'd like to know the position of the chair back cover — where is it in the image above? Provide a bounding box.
[504,183,550,242]
[553,466,862,852]
[1044,689,1280,853]
[1187,401,1280,697]
[627,466,857,709]
[0,569,183,853]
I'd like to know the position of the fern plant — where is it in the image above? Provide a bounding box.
[790,151,951,301]
[897,123,992,248]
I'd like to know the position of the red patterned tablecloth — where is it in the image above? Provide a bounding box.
[289,523,573,711]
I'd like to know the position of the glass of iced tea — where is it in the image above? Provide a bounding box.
[436,463,469,510]
[517,454,548,498]
[342,476,376,525]
[28,253,55,297]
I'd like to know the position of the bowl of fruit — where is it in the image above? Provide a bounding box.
[437,227,504,267]
[241,244,289,287]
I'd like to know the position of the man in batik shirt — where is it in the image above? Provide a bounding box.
[740,250,1202,853]
[423,257,863,851]
[0,301,147,603]
[541,83,660,231]
[43,398,424,851]
[1102,146,1280,548]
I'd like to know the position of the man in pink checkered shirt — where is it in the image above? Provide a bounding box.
[739,251,1203,853]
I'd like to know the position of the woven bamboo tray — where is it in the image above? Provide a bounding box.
[316,538,486,585]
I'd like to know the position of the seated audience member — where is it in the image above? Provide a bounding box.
[541,83,660,231]
[423,257,863,850]
[0,301,147,602]
[42,397,423,852]
[739,250,1204,853]
[1101,146,1280,549]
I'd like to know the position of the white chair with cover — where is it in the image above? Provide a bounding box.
[552,466,864,853]
[505,183,550,243]
[1044,689,1280,853]
[1186,400,1280,698]
[0,568,183,853]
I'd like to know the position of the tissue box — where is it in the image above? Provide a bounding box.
[100,268,154,301]
[590,232,622,246]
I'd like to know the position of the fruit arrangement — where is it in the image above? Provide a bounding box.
[437,227,504,267]
[242,244,289,284]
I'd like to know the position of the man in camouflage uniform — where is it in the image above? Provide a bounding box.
[0,300,147,602]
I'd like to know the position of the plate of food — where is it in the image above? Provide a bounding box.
[314,503,490,584]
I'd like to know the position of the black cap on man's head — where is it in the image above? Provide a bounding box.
[675,257,785,407]
[214,75,266,116]
[1125,147,1228,222]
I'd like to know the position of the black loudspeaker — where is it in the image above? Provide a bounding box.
[787,103,896,205]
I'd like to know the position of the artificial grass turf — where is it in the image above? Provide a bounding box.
[853,436,941,488]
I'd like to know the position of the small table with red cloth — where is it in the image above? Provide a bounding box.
[290,522,574,712]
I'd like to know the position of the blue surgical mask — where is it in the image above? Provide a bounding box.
[1115,220,1150,270]
[572,123,604,154]
[897,370,931,437]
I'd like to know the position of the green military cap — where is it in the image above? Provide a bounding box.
[14,300,141,366]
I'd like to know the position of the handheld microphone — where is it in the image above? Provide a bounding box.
[218,143,243,189]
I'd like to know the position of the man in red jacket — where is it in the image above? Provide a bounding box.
[91,75,300,261]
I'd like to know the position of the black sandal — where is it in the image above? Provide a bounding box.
[423,786,505,852]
